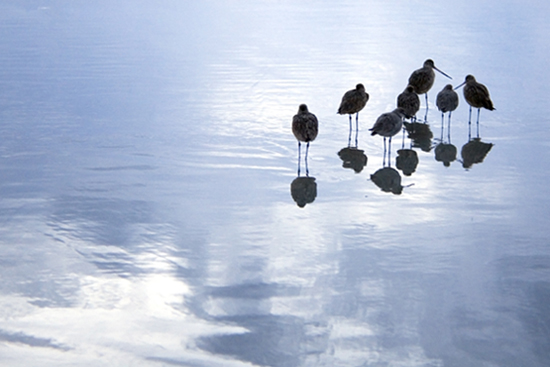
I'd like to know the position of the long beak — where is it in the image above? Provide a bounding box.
[454,81,466,90]
[434,66,452,80]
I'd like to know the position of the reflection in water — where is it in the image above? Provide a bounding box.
[396,148,419,176]
[371,166,403,195]
[292,104,319,176]
[435,143,457,167]
[404,121,433,152]
[337,83,369,133]
[338,123,368,173]
[338,147,368,173]
[434,104,458,167]
[461,138,493,169]
[290,176,317,207]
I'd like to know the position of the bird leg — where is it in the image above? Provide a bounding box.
[476,108,481,138]
[383,137,387,167]
[468,106,472,141]
[305,142,310,176]
[388,136,392,166]
[297,141,301,176]
[447,112,452,143]
[440,112,445,142]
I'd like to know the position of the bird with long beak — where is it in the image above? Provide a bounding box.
[455,75,495,137]
[408,59,452,108]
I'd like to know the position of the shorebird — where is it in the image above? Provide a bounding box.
[292,104,318,175]
[397,85,420,120]
[408,59,452,108]
[370,108,405,161]
[455,75,494,133]
[436,84,459,126]
[337,83,369,131]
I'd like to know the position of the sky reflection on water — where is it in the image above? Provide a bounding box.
[1,1,550,366]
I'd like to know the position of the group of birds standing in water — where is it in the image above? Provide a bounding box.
[290,59,495,206]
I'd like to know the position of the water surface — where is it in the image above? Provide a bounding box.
[1,1,550,366]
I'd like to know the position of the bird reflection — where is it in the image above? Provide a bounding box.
[434,102,457,167]
[403,121,433,152]
[292,104,318,176]
[338,122,368,173]
[408,59,452,121]
[371,166,403,195]
[461,138,493,169]
[338,83,369,133]
[290,175,317,207]
[396,148,418,176]
[338,147,367,174]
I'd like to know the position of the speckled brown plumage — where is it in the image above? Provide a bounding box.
[397,85,420,119]
[338,84,369,116]
[292,104,318,143]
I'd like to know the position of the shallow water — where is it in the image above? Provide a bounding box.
[1,1,550,366]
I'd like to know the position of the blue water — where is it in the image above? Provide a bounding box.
[1,1,550,366]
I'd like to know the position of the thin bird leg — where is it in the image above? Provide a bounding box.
[383,137,387,167]
[401,127,405,149]
[476,108,480,138]
[348,122,352,147]
[468,106,472,141]
[305,142,310,176]
[388,137,392,166]
[440,112,444,142]
[355,113,359,132]
[297,141,302,176]
[349,114,352,132]
[447,112,452,143]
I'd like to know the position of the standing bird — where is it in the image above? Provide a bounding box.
[436,84,459,126]
[408,59,452,113]
[337,83,369,132]
[370,108,406,163]
[455,75,495,138]
[292,104,318,175]
[397,85,420,121]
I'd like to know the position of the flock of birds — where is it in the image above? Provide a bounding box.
[291,59,495,175]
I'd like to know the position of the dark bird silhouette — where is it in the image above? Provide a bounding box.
[397,85,420,120]
[408,59,452,113]
[436,84,459,126]
[370,108,406,162]
[455,75,495,137]
[292,104,318,175]
[338,83,369,132]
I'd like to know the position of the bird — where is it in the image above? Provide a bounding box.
[436,84,459,126]
[337,83,369,132]
[370,108,406,161]
[292,104,318,175]
[408,59,452,108]
[455,75,495,138]
[397,85,420,120]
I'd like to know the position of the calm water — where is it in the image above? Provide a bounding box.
[1,1,550,366]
